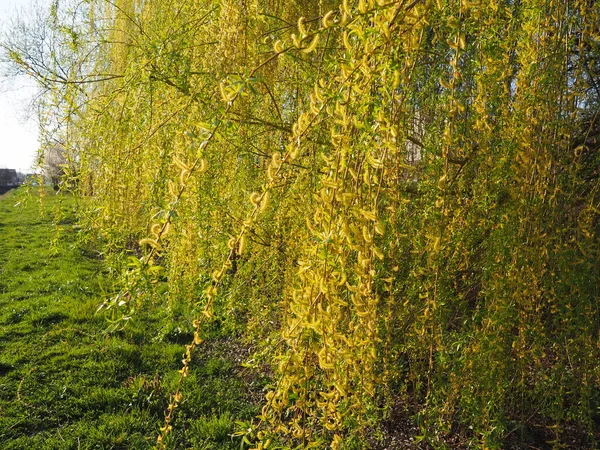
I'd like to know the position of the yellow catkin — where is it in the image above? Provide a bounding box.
[238,234,248,255]
[297,17,307,37]
[322,10,335,28]
[302,34,320,54]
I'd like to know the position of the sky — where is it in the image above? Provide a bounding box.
[0,0,46,173]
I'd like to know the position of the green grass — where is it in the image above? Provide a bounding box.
[0,189,262,449]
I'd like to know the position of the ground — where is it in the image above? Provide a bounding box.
[0,188,261,450]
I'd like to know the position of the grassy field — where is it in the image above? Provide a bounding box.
[0,189,262,449]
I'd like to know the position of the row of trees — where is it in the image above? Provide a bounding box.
[4,0,600,447]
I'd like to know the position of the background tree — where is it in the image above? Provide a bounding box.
[42,141,66,187]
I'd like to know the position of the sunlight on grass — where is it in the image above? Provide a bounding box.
[0,189,261,449]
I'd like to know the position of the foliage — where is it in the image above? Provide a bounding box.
[3,0,600,448]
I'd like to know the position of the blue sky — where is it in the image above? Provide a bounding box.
[0,0,46,173]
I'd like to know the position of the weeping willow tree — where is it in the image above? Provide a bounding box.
[4,0,600,448]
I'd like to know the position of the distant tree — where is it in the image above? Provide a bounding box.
[1,0,114,191]
[43,142,66,188]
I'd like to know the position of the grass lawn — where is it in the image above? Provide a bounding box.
[0,188,262,449]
